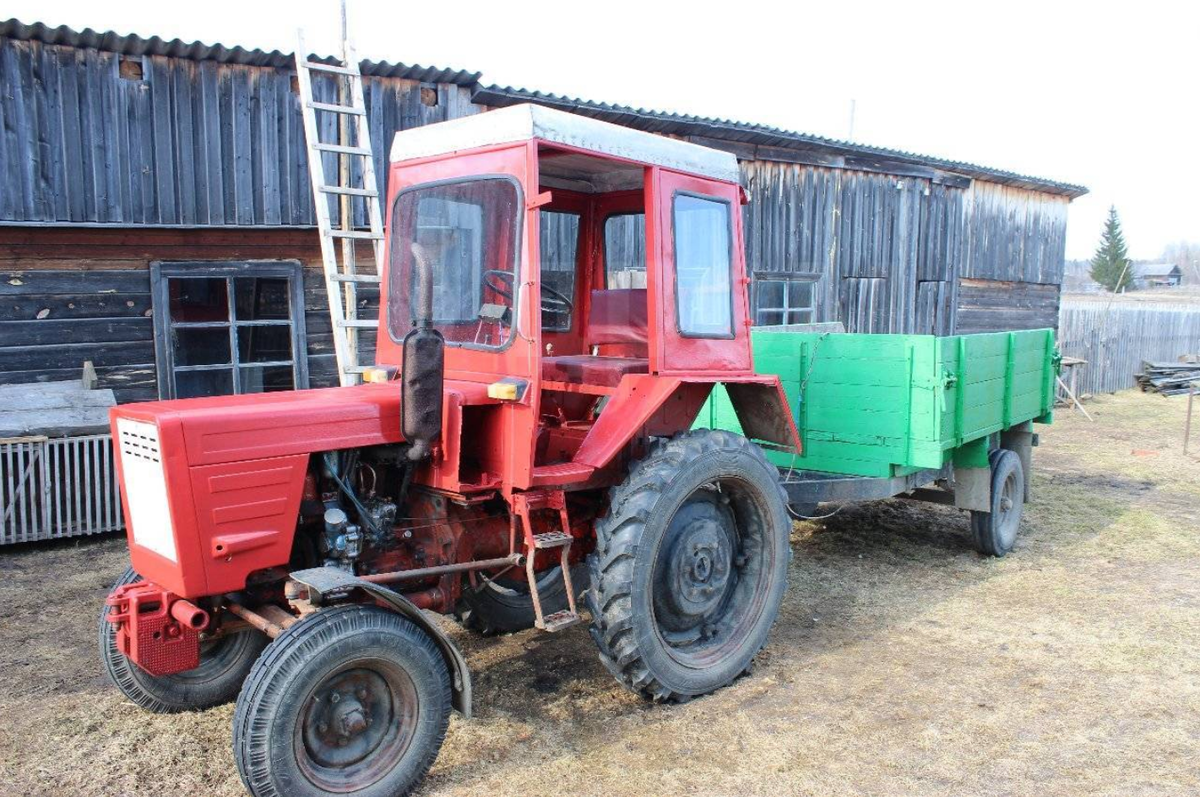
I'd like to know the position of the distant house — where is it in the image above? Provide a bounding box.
[1131,263,1183,289]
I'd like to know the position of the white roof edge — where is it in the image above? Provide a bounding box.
[389,103,741,184]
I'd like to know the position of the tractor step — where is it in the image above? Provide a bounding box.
[536,609,581,633]
[532,531,573,549]
[513,489,580,633]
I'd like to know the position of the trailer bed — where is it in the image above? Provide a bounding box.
[697,328,1057,478]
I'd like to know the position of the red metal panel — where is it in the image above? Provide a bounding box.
[573,375,683,469]
[189,453,308,594]
[113,385,402,466]
[652,169,754,375]
[573,374,800,471]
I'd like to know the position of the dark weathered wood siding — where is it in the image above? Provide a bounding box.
[0,228,379,401]
[739,161,1067,335]
[0,29,1073,415]
[0,36,477,227]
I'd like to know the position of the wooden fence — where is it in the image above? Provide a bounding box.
[1058,300,1200,395]
[1,434,123,545]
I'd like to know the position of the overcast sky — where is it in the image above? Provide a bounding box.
[19,0,1199,261]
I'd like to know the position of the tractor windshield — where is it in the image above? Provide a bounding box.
[386,176,522,349]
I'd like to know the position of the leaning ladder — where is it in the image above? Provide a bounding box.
[295,32,385,385]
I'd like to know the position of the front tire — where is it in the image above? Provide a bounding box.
[99,567,267,713]
[233,604,451,797]
[587,429,790,702]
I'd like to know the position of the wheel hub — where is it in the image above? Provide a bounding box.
[655,494,737,634]
[303,669,391,767]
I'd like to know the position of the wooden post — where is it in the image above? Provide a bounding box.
[1185,382,1196,455]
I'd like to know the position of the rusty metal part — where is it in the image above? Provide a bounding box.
[226,602,295,639]
[401,587,443,610]
[169,598,210,630]
[359,553,523,585]
[258,603,300,630]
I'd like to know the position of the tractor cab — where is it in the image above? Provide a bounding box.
[376,104,783,494]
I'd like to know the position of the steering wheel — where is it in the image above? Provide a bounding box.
[483,269,574,315]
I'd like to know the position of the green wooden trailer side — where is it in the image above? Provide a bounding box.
[697,329,1058,478]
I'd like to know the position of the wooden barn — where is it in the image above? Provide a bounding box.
[0,19,1086,542]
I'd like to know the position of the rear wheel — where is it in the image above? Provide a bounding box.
[587,429,790,702]
[970,449,1025,557]
[234,604,450,797]
[98,567,267,713]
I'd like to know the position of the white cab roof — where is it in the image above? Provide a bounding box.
[389,103,741,184]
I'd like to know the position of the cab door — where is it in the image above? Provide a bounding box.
[651,169,752,375]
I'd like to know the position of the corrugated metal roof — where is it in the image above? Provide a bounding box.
[473,85,1089,199]
[0,17,1088,198]
[0,18,481,85]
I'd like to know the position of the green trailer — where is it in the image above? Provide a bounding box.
[696,328,1058,556]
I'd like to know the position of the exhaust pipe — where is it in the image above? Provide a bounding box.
[402,244,445,462]
[170,598,210,630]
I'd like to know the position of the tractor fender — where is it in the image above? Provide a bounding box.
[573,374,800,471]
[720,377,802,453]
[287,566,473,718]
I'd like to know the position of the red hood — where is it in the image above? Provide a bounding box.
[110,383,404,466]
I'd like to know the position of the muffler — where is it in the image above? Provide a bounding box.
[402,244,445,461]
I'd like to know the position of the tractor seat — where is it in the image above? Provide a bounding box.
[542,355,648,388]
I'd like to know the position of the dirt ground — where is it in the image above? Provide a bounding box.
[1,389,1198,797]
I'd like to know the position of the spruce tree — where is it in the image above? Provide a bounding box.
[1090,206,1132,292]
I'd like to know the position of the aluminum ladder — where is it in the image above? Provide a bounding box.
[295,32,385,386]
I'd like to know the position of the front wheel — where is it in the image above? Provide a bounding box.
[233,604,451,797]
[99,567,267,713]
[587,429,791,702]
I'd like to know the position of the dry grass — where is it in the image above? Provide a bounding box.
[2,390,1198,796]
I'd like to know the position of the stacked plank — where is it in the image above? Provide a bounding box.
[1137,359,1200,396]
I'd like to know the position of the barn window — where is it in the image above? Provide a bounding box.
[118,56,144,81]
[754,276,817,326]
[150,261,309,399]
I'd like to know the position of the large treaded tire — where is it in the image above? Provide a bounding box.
[98,566,267,713]
[455,563,588,635]
[970,449,1025,557]
[586,429,790,702]
[233,604,451,797]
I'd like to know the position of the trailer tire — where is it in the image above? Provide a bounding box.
[970,449,1025,557]
[234,604,450,797]
[455,563,587,635]
[98,567,267,713]
[587,429,790,702]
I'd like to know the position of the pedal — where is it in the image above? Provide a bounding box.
[532,531,573,549]
[537,609,581,632]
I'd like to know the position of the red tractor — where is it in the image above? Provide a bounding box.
[101,104,801,796]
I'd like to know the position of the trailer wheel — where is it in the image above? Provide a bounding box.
[455,563,587,635]
[587,429,790,702]
[234,604,450,797]
[98,567,267,713]
[970,449,1025,557]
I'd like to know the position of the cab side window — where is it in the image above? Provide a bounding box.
[673,194,732,337]
[540,210,580,330]
[603,213,646,289]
